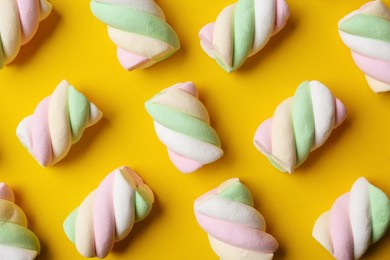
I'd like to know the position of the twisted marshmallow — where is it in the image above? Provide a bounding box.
[313,177,390,259]
[63,166,154,258]
[90,0,180,71]
[194,178,278,260]
[254,80,347,173]
[0,0,52,68]
[16,80,103,167]
[0,183,40,260]
[338,0,390,93]
[145,82,223,173]
[199,0,289,72]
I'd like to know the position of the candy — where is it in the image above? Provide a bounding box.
[194,178,278,260]
[199,0,289,72]
[313,177,390,259]
[0,0,52,68]
[90,0,180,71]
[254,80,347,173]
[0,183,40,260]
[63,166,154,258]
[338,0,390,93]
[16,80,102,167]
[145,82,223,173]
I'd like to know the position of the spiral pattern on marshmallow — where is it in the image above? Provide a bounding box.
[313,177,390,260]
[254,80,347,174]
[194,178,278,260]
[63,166,154,258]
[145,82,223,173]
[0,183,40,260]
[338,0,390,93]
[90,0,180,71]
[199,0,289,72]
[0,0,52,68]
[16,80,103,167]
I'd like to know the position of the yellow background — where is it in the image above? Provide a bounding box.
[0,0,389,259]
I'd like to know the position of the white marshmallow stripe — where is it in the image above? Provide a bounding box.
[0,0,52,68]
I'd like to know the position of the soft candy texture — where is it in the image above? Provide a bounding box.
[145,82,223,173]
[338,0,390,93]
[199,0,289,73]
[0,0,52,68]
[254,80,347,174]
[16,80,102,167]
[194,178,279,260]
[90,0,180,71]
[0,183,41,260]
[63,166,154,258]
[313,177,390,260]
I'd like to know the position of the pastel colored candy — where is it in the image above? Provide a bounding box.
[0,0,52,68]
[0,183,41,260]
[313,177,390,259]
[145,82,223,173]
[194,178,279,260]
[199,0,290,72]
[16,80,103,167]
[63,166,154,258]
[338,0,390,93]
[254,80,347,173]
[90,0,180,71]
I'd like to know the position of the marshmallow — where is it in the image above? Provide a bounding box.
[313,177,390,259]
[0,0,52,68]
[254,80,347,173]
[194,178,279,260]
[90,0,180,71]
[0,183,40,260]
[63,166,154,258]
[16,80,103,167]
[338,0,390,93]
[199,0,289,72]
[145,82,223,173]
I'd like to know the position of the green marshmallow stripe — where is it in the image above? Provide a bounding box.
[339,14,390,43]
[369,184,390,243]
[218,181,254,207]
[134,190,153,223]
[90,1,180,49]
[145,102,221,147]
[292,81,315,166]
[233,0,255,70]
[63,207,78,244]
[0,221,40,252]
[68,87,90,143]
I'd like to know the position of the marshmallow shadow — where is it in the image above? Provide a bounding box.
[10,9,60,67]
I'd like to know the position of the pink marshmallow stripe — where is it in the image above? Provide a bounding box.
[117,48,150,71]
[93,172,116,258]
[16,0,40,44]
[195,212,278,253]
[352,51,390,85]
[330,193,354,260]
